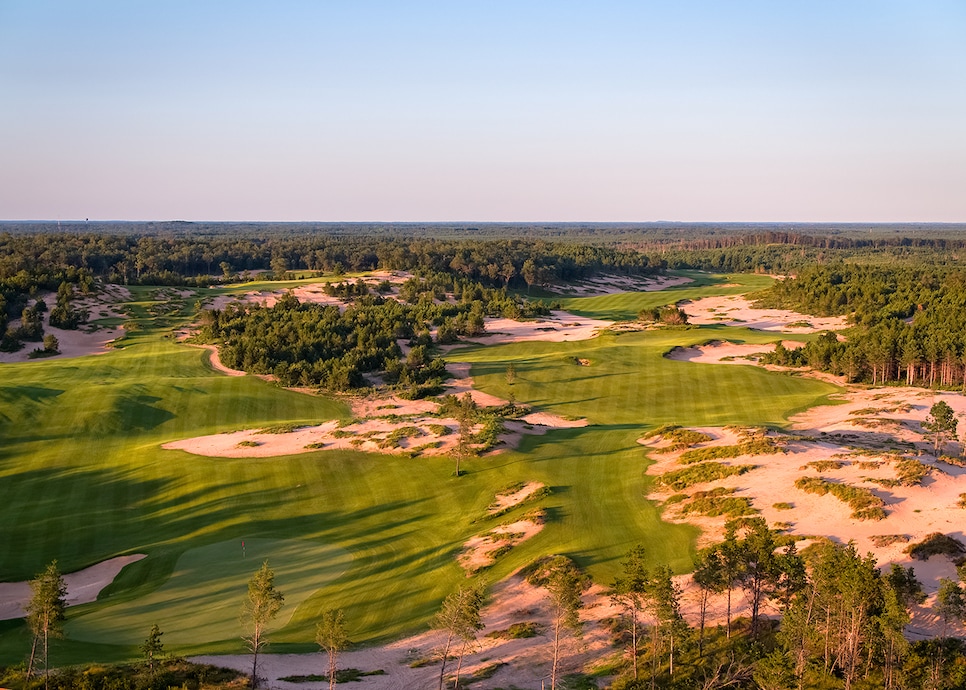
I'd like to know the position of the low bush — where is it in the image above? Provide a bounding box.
[906,532,966,561]
[654,462,756,491]
[794,476,887,521]
[678,438,780,465]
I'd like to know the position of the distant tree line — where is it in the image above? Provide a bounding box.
[0,232,657,289]
[757,264,966,388]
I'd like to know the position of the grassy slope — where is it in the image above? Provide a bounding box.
[0,274,839,664]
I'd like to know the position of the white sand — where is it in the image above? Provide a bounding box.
[460,311,613,346]
[666,340,807,365]
[681,294,849,332]
[0,555,146,621]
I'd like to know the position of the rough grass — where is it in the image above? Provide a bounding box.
[654,463,756,491]
[906,532,966,561]
[642,425,713,450]
[677,437,780,465]
[794,476,887,521]
[676,487,758,517]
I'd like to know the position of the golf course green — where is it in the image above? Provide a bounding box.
[0,275,840,663]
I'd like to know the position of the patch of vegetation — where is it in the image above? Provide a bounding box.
[794,476,887,520]
[802,460,845,472]
[256,422,306,434]
[303,441,326,449]
[677,437,780,464]
[871,534,910,547]
[906,532,966,561]
[236,440,260,447]
[472,662,508,680]
[377,425,424,449]
[485,621,542,639]
[280,668,387,683]
[654,462,756,491]
[427,423,450,436]
[773,502,794,510]
[677,487,757,517]
[642,424,712,450]
[959,493,966,508]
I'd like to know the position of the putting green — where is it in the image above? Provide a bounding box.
[67,539,352,645]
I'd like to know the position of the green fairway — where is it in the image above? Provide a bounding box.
[0,275,840,664]
[67,539,352,645]
[449,326,835,427]
[545,272,775,321]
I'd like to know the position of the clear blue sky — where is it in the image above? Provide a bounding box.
[1,1,964,221]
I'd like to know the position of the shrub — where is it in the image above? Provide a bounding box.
[486,621,541,639]
[642,424,712,450]
[654,462,756,491]
[678,487,757,517]
[906,532,966,561]
[894,458,932,486]
[794,476,887,521]
[678,438,780,465]
[802,460,844,472]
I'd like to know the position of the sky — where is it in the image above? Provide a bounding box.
[1,1,965,222]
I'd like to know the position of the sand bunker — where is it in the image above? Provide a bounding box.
[459,310,613,346]
[665,340,806,365]
[681,294,849,332]
[459,517,545,574]
[0,554,146,621]
[488,482,547,515]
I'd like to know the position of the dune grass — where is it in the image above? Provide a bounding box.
[0,274,840,664]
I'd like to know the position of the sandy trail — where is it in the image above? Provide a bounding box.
[681,294,849,332]
[0,555,146,621]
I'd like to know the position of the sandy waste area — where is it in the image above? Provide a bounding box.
[0,285,130,363]
[681,294,850,332]
[0,555,146,621]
